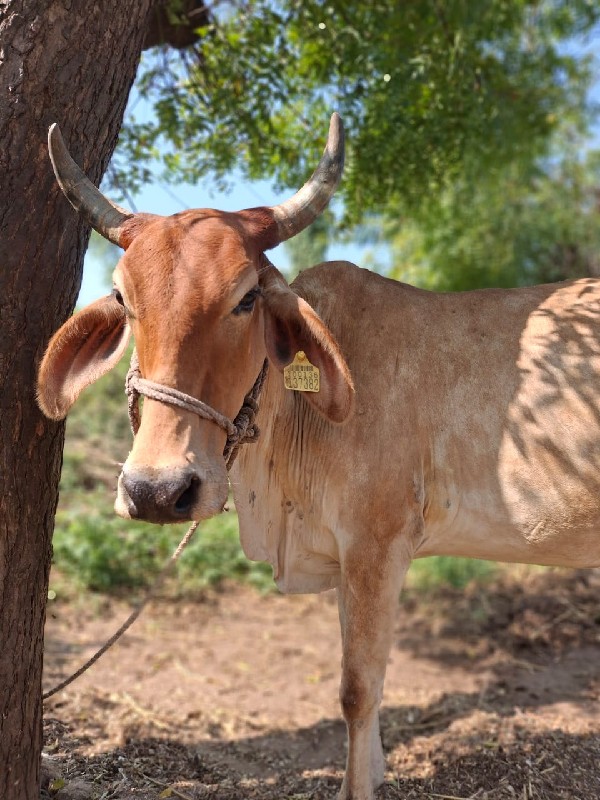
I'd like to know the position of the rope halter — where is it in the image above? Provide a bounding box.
[43,353,268,701]
[125,349,269,470]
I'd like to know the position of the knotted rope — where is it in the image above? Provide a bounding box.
[44,356,268,700]
[125,349,268,469]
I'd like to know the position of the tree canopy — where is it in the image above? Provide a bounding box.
[118,0,599,228]
[354,138,600,290]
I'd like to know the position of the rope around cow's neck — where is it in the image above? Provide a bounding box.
[43,356,269,701]
[125,350,269,470]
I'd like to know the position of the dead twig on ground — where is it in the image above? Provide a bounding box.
[131,767,195,800]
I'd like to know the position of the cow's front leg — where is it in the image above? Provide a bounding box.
[337,534,414,800]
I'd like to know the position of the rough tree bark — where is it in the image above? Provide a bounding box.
[0,2,154,797]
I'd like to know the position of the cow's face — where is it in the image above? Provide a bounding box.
[38,117,353,524]
[114,210,270,522]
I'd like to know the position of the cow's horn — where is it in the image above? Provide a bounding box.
[48,124,133,247]
[270,113,344,243]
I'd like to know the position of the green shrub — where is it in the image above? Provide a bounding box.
[175,511,274,592]
[407,556,496,592]
[52,490,273,595]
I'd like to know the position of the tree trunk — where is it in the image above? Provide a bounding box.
[0,2,153,797]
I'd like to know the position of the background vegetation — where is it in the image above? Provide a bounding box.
[117,0,600,289]
[51,0,600,600]
[52,355,273,597]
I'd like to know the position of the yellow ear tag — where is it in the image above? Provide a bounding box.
[283,351,320,393]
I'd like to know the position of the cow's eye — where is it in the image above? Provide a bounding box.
[112,287,124,306]
[232,286,260,316]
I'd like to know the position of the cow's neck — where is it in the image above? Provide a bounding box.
[231,364,342,594]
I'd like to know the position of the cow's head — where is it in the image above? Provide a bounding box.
[38,116,353,524]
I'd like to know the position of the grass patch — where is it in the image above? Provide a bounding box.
[52,490,274,596]
[407,555,497,591]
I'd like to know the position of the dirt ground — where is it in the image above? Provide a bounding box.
[42,567,600,800]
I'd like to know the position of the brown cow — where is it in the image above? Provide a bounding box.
[38,116,600,800]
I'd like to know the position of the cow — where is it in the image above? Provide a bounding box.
[38,114,600,800]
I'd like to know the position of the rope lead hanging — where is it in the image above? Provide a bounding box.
[43,356,269,700]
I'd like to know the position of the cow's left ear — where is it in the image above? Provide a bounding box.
[37,295,131,420]
[260,265,354,423]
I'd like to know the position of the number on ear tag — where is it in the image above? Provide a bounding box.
[283,351,320,393]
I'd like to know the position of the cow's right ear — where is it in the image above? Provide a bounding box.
[37,295,131,420]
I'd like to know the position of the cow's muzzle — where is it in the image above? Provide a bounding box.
[119,465,201,523]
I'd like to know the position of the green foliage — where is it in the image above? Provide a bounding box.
[407,556,497,591]
[375,140,600,290]
[54,499,177,592]
[175,510,273,592]
[116,0,598,226]
[53,495,273,595]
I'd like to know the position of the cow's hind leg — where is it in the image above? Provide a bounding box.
[337,532,415,800]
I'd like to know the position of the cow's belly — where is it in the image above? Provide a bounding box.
[418,516,600,567]
[484,323,600,567]
[419,381,600,567]
[496,420,600,566]
[417,477,600,568]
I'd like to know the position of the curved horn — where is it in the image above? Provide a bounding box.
[48,124,133,247]
[270,112,344,243]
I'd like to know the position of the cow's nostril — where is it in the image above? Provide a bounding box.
[174,476,200,516]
